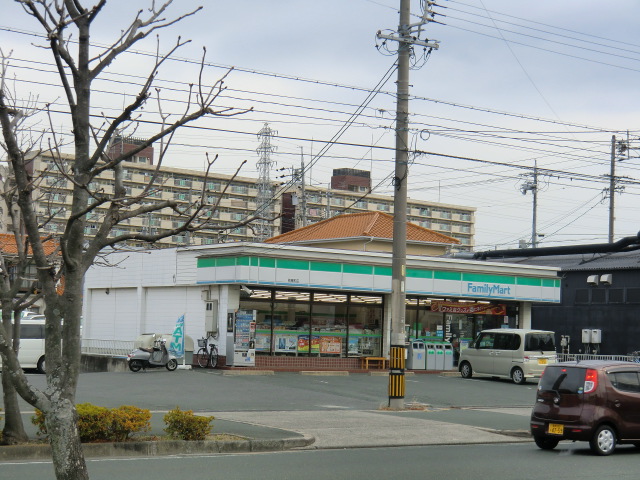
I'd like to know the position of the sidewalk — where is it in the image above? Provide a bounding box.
[212,409,531,450]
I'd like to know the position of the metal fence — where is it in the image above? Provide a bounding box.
[557,353,640,363]
[81,339,134,357]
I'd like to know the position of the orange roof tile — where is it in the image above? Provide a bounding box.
[265,212,460,245]
[0,233,60,256]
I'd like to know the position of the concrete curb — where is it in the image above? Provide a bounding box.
[0,435,316,461]
[222,370,275,376]
[300,371,349,376]
[368,371,416,376]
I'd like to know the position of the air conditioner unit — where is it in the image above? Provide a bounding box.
[600,274,613,285]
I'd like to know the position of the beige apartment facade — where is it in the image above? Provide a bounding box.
[5,151,475,249]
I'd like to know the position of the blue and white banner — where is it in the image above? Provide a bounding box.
[169,314,185,357]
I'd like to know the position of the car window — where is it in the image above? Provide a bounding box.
[525,333,555,352]
[494,333,515,350]
[607,371,640,393]
[19,324,45,339]
[477,333,495,349]
[539,366,585,393]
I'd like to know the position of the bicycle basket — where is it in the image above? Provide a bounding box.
[197,338,207,348]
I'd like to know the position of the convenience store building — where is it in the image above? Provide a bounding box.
[83,242,560,369]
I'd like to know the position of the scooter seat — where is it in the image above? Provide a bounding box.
[140,347,154,353]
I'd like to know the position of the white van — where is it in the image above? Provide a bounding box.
[458,328,556,384]
[0,317,46,374]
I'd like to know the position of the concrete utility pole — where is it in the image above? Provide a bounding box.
[377,0,439,410]
[294,147,308,229]
[608,135,616,243]
[608,131,637,242]
[520,162,539,247]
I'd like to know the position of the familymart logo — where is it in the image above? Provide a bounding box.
[466,282,512,297]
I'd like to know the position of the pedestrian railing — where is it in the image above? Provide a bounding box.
[557,353,640,363]
[81,339,134,357]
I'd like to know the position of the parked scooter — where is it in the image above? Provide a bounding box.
[127,336,178,372]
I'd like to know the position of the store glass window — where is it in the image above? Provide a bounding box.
[311,293,348,356]
[348,295,383,357]
[243,289,382,358]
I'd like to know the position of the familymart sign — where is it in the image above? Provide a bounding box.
[197,256,560,303]
[466,282,512,297]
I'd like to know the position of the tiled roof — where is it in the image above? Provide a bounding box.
[0,233,59,256]
[265,212,460,245]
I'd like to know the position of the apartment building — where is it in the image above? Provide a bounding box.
[10,151,475,250]
[283,169,475,250]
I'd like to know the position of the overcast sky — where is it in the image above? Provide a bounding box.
[2,0,639,250]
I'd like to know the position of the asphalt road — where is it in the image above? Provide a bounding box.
[4,442,640,480]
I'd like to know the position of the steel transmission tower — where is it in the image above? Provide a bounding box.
[255,123,277,241]
[377,0,440,410]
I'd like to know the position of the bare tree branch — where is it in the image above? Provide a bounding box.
[89,1,202,80]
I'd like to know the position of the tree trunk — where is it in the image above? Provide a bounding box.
[1,368,28,445]
[45,399,89,480]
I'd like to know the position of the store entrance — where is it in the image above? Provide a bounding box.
[406,298,518,365]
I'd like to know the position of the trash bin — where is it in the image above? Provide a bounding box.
[435,342,445,370]
[407,341,426,370]
[443,343,454,370]
[426,342,436,371]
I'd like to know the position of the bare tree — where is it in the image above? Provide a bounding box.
[0,1,256,478]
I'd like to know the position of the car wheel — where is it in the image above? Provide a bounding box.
[511,367,526,385]
[460,361,473,379]
[166,359,178,371]
[534,436,559,450]
[128,360,143,372]
[590,425,616,456]
[36,356,46,374]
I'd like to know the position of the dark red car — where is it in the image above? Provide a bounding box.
[530,360,640,455]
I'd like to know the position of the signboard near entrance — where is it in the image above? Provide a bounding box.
[431,301,506,315]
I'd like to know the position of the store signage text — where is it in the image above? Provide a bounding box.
[466,282,512,297]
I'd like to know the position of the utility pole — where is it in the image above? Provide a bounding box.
[294,147,308,229]
[608,135,616,243]
[377,0,439,410]
[607,131,637,242]
[520,162,539,247]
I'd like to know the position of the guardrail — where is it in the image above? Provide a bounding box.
[81,339,134,357]
[557,353,640,363]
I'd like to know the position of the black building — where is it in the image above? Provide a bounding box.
[491,251,640,356]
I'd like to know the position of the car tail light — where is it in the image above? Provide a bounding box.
[584,369,598,394]
[537,368,546,391]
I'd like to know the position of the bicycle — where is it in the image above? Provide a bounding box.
[196,336,218,368]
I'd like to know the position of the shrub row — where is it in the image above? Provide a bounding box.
[163,407,214,441]
[31,404,213,442]
[32,403,151,442]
